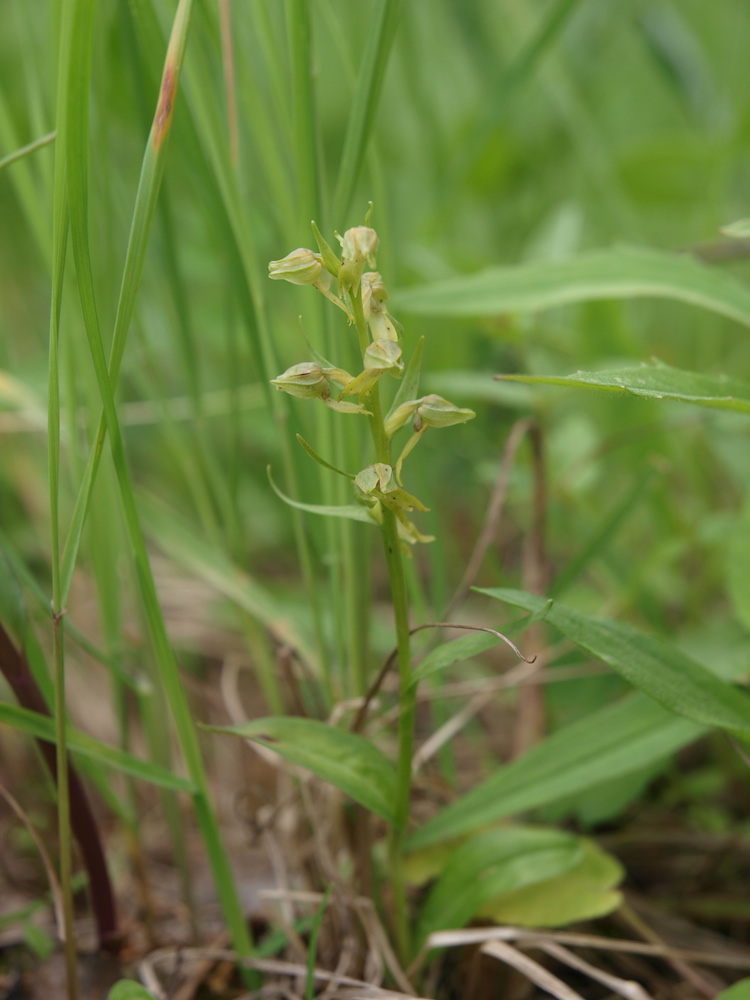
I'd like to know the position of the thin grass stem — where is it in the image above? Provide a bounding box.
[0,129,55,172]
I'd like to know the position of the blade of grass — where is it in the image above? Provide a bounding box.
[449,0,585,188]
[0,129,55,172]
[64,0,254,970]
[0,702,196,792]
[49,0,77,991]
[331,0,403,224]
[286,0,320,225]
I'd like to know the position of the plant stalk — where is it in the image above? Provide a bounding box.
[351,286,414,960]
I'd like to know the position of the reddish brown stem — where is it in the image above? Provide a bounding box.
[0,622,119,952]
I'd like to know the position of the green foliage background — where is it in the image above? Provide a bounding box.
[3,0,750,969]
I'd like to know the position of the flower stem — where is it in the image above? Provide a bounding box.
[381,507,415,961]
[351,284,414,960]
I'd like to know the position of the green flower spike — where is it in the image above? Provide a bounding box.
[386,394,476,482]
[340,338,403,399]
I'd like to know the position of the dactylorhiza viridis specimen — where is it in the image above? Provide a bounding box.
[268,218,475,546]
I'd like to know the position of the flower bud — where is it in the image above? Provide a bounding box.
[268,248,326,286]
[271,362,329,399]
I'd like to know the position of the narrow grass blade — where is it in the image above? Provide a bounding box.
[500,360,750,414]
[0,703,195,792]
[64,0,255,968]
[285,0,320,223]
[332,0,403,223]
[450,0,584,186]
[392,245,750,329]
[305,885,332,1000]
[206,717,398,824]
[484,589,750,742]
[0,130,55,172]
[407,693,703,850]
[60,0,196,601]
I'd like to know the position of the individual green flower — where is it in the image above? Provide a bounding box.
[385,394,476,482]
[386,394,475,437]
[337,226,379,296]
[353,462,426,510]
[271,362,370,414]
[340,226,379,266]
[271,361,329,399]
[340,338,403,399]
[268,246,354,320]
[354,463,433,546]
[268,248,326,286]
[413,394,475,430]
[362,271,400,341]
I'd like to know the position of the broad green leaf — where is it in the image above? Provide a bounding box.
[0,703,195,793]
[267,467,376,525]
[415,826,581,945]
[206,717,398,824]
[406,693,703,850]
[499,360,750,413]
[483,589,750,742]
[411,631,508,685]
[715,981,750,1000]
[392,245,750,329]
[478,837,623,928]
[107,982,158,1000]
